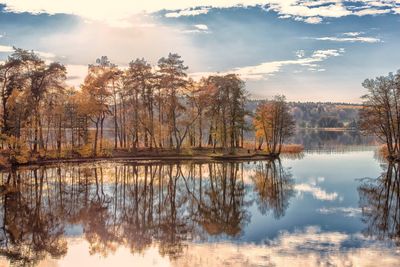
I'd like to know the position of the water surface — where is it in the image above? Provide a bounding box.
[0,131,398,267]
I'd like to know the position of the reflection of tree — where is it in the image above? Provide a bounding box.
[290,129,375,152]
[0,168,67,267]
[252,160,294,218]
[82,167,119,256]
[358,162,400,245]
[187,163,249,237]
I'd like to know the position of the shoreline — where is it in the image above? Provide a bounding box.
[3,150,288,169]
[20,153,281,166]
[0,146,305,169]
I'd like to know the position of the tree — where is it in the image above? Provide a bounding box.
[188,78,215,148]
[0,49,26,136]
[254,95,295,155]
[206,74,248,152]
[157,53,188,149]
[124,58,155,149]
[81,63,113,155]
[360,70,400,160]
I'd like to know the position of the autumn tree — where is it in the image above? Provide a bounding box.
[124,58,155,149]
[81,61,114,155]
[0,49,26,136]
[206,74,248,152]
[254,95,295,155]
[157,53,189,150]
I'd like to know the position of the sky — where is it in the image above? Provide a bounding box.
[0,1,399,102]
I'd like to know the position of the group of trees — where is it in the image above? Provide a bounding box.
[0,48,295,161]
[253,96,295,154]
[360,70,400,160]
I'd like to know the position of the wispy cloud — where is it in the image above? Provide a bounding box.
[318,207,361,217]
[192,49,345,80]
[354,7,391,16]
[343,32,364,37]
[194,24,208,31]
[0,44,58,60]
[315,36,381,43]
[165,7,210,18]
[1,0,399,26]
[181,24,210,34]
[0,45,14,53]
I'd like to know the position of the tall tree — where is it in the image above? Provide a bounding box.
[157,53,188,149]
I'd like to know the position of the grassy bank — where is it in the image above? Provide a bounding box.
[0,144,304,169]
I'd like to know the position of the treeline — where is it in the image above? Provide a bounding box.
[248,100,360,129]
[0,48,295,163]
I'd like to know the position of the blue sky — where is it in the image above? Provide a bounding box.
[0,1,399,102]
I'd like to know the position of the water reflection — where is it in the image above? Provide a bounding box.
[290,129,376,152]
[0,154,398,266]
[0,169,68,266]
[251,159,294,218]
[358,162,400,245]
[0,161,294,265]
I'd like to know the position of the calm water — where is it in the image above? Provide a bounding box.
[0,131,399,267]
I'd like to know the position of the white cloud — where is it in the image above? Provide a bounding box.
[36,51,57,59]
[0,45,14,53]
[318,207,361,217]
[191,48,345,81]
[1,0,399,26]
[170,226,400,267]
[0,45,58,60]
[303,16,323,24]
[182,24,210,34]
[343,31,364,37]
[194,24,208,31]
[165,7,210,18]
[32,227,400,267]
[295,183,339,201]
[354,7,391,16]
[315,36,381,43]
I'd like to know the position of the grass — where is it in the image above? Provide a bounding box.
[280,144,304,153]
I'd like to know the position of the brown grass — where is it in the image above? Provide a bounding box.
[280,144,304,153]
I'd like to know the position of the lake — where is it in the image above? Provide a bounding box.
[0,131,398,267]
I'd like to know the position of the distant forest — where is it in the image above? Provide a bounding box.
[247,100,361,129]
